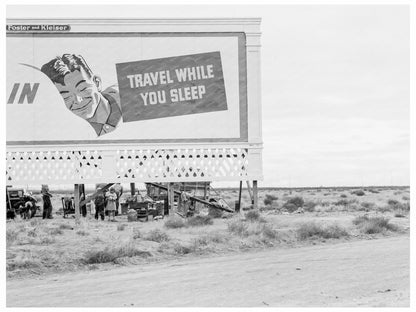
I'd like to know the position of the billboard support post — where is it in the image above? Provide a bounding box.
[170,183,175,213]
[253,180,258,210]
[167,183,171,211]
[246,181,253,204]
[167,182,174,213]
[74,184,80,221]
[166,183,170,210]
[237,181,243,213]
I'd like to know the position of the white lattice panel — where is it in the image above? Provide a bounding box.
[6,147,257,184]
[6,150,104,183]
[115,148,248,181]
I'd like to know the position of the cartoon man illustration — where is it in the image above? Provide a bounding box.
[41,54,121,136]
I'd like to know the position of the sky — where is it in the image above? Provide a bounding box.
[260,5,409,187]
[6,4,410,188]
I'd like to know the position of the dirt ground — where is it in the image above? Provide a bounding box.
[6,186,410,307]
[7,236,409,307]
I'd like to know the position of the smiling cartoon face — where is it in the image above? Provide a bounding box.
[54,67,101,119]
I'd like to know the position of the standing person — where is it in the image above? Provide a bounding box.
[94,188,105,221]
[105,187,117,222]
[113,183,123,216]
[180,191,191,217]
[41,186,53,219]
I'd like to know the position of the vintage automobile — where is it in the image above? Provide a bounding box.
[6,187,40,219]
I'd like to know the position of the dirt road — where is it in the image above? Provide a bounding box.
[7,236,409,307]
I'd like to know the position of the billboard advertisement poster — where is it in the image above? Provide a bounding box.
[6,33,247,145]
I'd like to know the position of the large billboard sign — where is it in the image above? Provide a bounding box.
[6,18,262,184]
[7,31,247,145]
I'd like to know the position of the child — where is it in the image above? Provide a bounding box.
[105,187,117,221]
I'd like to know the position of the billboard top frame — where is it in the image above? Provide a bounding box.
[6,17,261,24]
[6,18,262,36]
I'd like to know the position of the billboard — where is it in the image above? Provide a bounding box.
[6,19,262,184]
[6,32,247,145]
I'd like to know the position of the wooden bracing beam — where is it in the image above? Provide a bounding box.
[146,182,234,213]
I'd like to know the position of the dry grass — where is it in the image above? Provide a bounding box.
[208,207,223,218]
[47,227,64,235]
[6,228,18,246]
[360,202,375,210]
[386,199,410,211]
[83,244,152,264]
[264,194,278,206]
[132,228,142,239]
[6,186,409,279]
[7,255,42,271]
[353,216,399,234]
[259,224,279,240]
[297,222,349,240]
[244,210,261,222]
[144,229,170,243]
[117,223,127,231]
[164,216,186,229]
[59,223,73,230]
[197,232,228,244]
[303,201,317,212]
[226,217,280,247]
[188,232,233,252]
[172,243,194,255]
[186,215,213,227]
[76,229,90,236]
[351,190,366,196]
[334,199,358,207]
[227,219,249,237]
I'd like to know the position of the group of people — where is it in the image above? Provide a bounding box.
[42,184,123,221]
[94,184,123,222]
[8,184,125,221]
